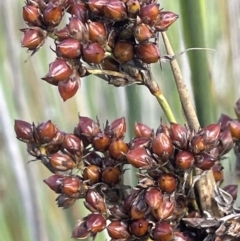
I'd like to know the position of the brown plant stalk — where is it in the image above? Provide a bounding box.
[161,31,222,217]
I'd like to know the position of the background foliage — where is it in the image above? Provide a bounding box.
[0,0,240,240]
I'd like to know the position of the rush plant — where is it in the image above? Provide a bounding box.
[15,0,240,240]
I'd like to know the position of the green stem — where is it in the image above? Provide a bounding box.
[154,91,176,123]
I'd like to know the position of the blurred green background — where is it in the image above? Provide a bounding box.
[0,0,240,240]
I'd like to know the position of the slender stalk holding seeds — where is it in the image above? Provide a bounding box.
[161,31,222,217]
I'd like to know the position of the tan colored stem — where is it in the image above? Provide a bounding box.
[161,32,221,217]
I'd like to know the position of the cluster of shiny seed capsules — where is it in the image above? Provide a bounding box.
[14,99,240,241]
[21,0,178,100]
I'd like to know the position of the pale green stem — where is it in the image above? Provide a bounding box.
[154,92,176,123]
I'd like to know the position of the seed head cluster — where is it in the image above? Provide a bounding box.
[14,99,240,240]
[21,0,178,100]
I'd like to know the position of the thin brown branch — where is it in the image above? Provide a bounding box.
[161,32,222,217]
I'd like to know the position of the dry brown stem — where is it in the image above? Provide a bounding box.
[161,32,222,217]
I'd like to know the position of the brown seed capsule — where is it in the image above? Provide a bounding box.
[75,116,101,142]
[229,120,240,140]
[152,221,173,241]
[134,122,153,138]
[87,20,107,45]
[202,123,221,147]
[67,16,88,42]
[85,189,106,213]
[86,213,106,233]
[92,133,111,151]
[169,123,189,150]
[129,137,151,149]
[34,120,57,143]
[43,174,63,193]
[88,0,109,15]
[70,1,87,21]
[152,133,173,162]
[101,56,119,71]
[101,166,121,186]
[145,187,163,209]
[108,139,128,159]
[14,120,33,142]
[62,134,83,156]
[107,221,130,239]
[21,27,47,51]
[55,27,70,41]
[83,165,101,185]
[56,193,76,209]
[212,163,223,183]
[139,3,160,24]
[42,58,73,83]
[136,42,160,64]
[82,42,105,64]
[103,0,127,21]
[126,147,156,168]
[72,218,90,239]
[49,152,76,171]
[113,40,134,63]
[131,193,148,219]
[155,11,179,31]
[126,0,140,17]
[129,218,149,237]
[194,153,216,170]
[56,38,81,59]
[158,174,177,193]
[218,114,233,131]
[134,23,154,42]
[151,196,175,220]
[175,150,194,169]
[110,117,126,139]
[22,4,42,26]
[43,4,63,27]
[218,128,233,155]
[58,78,79,101]
[61,176,81,197]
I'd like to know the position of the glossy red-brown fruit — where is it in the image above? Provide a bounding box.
[93,133,111,151]
[61,176,81,197]
[139,3,160,24]
[158,174,177,193]
[56,38,81,59]
[22,4,42,26]
[87,20,107,45]
[134,23,154,42]
[175,150,194,169]
[21,27,46,50]
[129,218,149,237]
[126,147,156,168]
[110,117,126,139]
[86,213,106,233]
[152,221,173,241]
[134,122,153,138]
[88,0,108,15]
[103,0,127,21]
[113,40,134,63]
[136,42,160,64]
[14,120,33,142]
[42,58,73,83]
[83,165,101,185]
[107,221,130,239]
[58,78,79,101]
[152,133,173,161]
[101,166,121,186]
[43,4,63,27]
[82,42,105,64]
[108,139,128,159]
